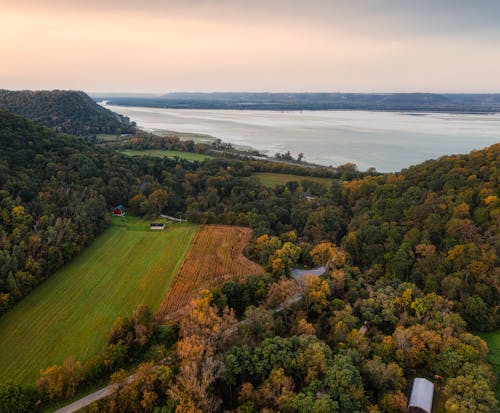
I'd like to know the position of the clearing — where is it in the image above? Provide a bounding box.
[480,331,500,398]
[252,172,333,187]
[0,216,196,385]
[120,149,213,161]
[158,225,264,321]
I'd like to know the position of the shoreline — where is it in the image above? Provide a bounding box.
[102,104,500,172]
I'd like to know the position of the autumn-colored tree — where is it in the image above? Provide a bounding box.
[108,304,156,355]
[291,317,316,336]
[256,367,294,410]
[364,356,406,394]
[443,374,498,413]
[253,234,282,266]
[105,362,173,412]
[270,242,301,277]
[295,339,332,385]
[169,293,237,412]
[148,188,169,215]
[265,278,300,325]
[302,274,331,314]
[378,391,408,413]
[310,242,346,270]
[37,356,84,401]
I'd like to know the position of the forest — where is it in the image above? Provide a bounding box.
[0,109,498,412]
[97,92,500,113]
[0,90,135,136]
[0,110,143,312]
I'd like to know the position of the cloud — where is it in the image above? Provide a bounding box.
[0,0,499,92]
[5,0,500,34]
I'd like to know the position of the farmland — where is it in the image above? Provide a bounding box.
[252,172,333,187]
[158,225,264,321]
[120,149,214,161]
[0,216,196,385]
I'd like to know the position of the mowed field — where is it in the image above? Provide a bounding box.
[252,172,333,187]
[481,331,500,397]
[0,216,197,385]
[120,149,214,161]
[158,225,264,321]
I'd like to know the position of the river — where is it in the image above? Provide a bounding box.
[105,104,500,172]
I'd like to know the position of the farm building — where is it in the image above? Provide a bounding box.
[150,223,165,230]
[408,378,434,413]
[112,205,126,216]
[302,191,318,201]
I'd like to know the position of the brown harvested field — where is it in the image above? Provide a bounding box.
[158,225,263,321]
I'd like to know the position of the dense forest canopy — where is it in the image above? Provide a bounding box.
[0,90,135,136]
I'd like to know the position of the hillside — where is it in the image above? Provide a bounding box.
[0,110,144,313]
[340,144,500,327]
[0,89,135,136]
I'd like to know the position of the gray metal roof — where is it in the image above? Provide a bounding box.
[408,378,434,413]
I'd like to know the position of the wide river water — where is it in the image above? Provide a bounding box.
[106,104,500,172]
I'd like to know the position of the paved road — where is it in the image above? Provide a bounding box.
[291,266,326,283]
[53,375,135,413]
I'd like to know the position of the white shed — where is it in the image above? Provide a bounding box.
[408,378,434,413]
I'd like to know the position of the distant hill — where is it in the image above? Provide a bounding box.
[97,92,500,112]
[0,90,136,136]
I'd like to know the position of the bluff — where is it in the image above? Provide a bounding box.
[0,89,135,136]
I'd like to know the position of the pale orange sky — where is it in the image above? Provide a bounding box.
[1,1,500,93]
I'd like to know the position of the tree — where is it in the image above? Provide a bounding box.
[106,362,173,412]
[364,357,405,394]
[239,306,283,345]
[310,242,346,271]
[169,294,237,412]
[324,354,365,413]
[302,274,331,314]
[256,367,294,410]
[265,278,300,325]
[462,296,491,331]
[444,374,498,413]
[37,356,84,401]
[148,189,169,215]
[378,391,407,413]
[108,304,156,355]
[0,382,36,413]
[295,339,332,385]
[270,242,301,277]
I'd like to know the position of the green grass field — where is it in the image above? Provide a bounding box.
[252,172,333,187]
[120,149,214,161]
[481,331,500,397]
[0,216,197,385]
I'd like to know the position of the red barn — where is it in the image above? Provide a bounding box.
[112,205,126,216]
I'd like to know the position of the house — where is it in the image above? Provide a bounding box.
[302,191,318,201]
[408,378,434,413]
[150,223,165,230]
[112,205,126,217]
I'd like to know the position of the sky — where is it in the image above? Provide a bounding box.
[1,0,500,93]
